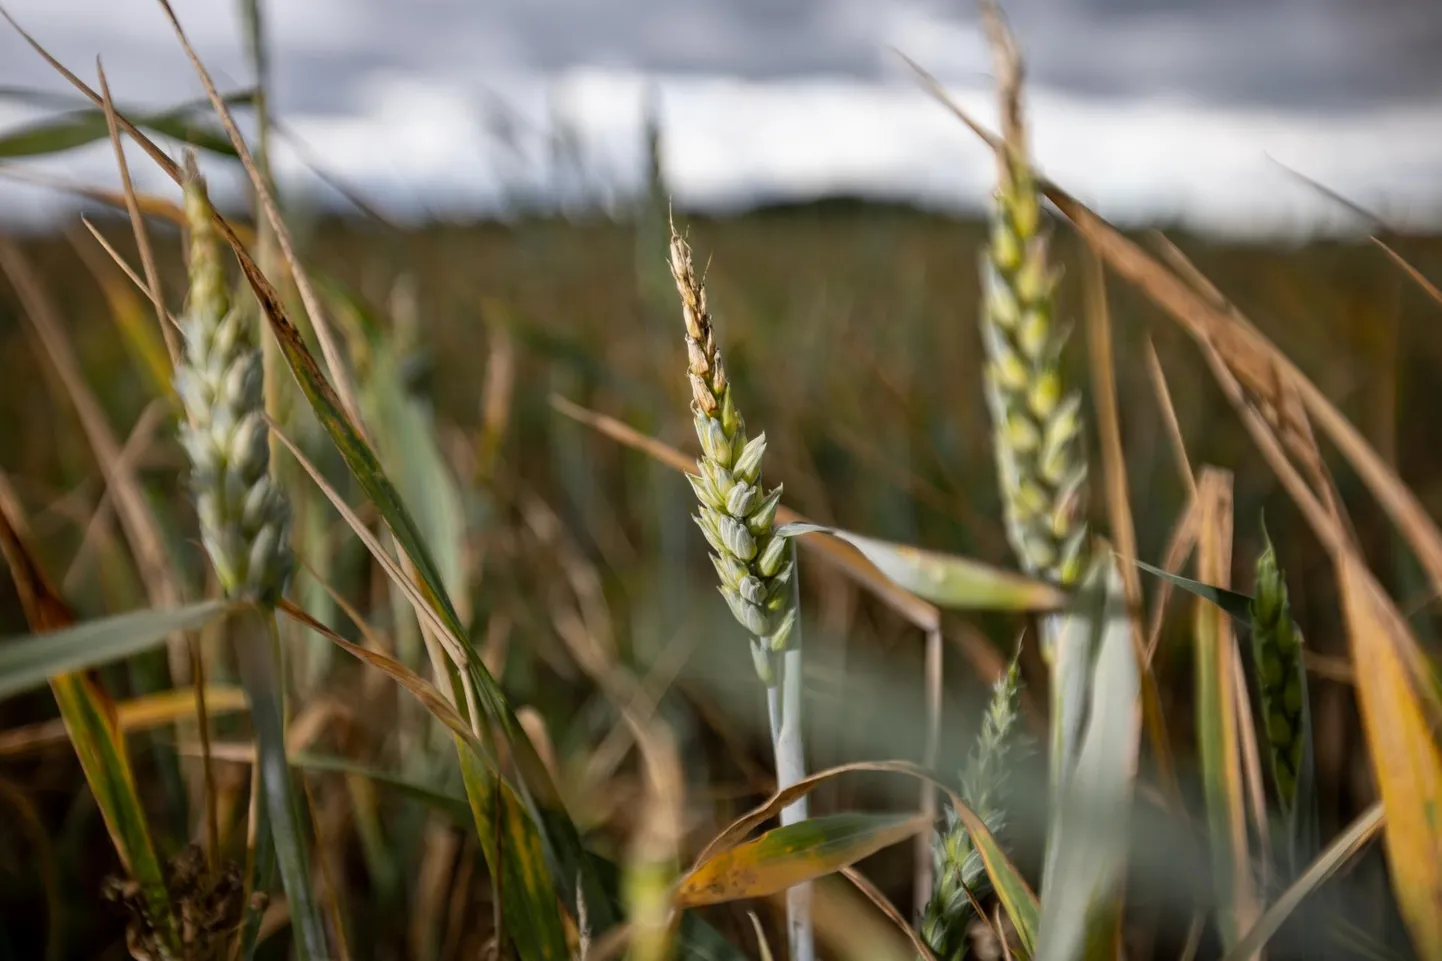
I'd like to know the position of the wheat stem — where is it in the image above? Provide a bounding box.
[975,5,1093,904]
[177,161,326,958]
[670,221,812,961]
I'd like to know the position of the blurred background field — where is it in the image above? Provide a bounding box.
[2,195,1440,957]
[2,1,1442,959]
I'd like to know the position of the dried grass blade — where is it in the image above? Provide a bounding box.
[844,866,941,961]
[1223,802,1384,961]
[153,0,367,433]
[95,61,175,367]
[1192,469,1259,951]
[0,685,246,757]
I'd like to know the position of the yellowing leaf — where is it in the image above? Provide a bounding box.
[776,523,1068,611]
[677,812,930,908]
[1339,558,1442,959]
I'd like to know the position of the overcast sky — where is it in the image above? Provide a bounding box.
[1,0,1439,236]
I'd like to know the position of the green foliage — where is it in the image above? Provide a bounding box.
[0,88,252,158]
[0,601,228,701]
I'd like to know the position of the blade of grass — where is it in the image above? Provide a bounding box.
[1134,561,1254,623]
[67,229,173,396]
[1192,469,1259,952]
[1143,338,1196,497]
[1081,250,1180,807]
[96,61,178,369]
[0,684,246,756]
[0,90,249,158]
[1143,495,1201,664]
[0,601,230,700]
[235,746,276,961]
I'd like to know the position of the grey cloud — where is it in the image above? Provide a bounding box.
[2,0,1438,124]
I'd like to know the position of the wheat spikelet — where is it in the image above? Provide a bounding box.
[670,224,794,685]
[979,37,1089,593]
[1249,530,1306,809]
[175,160,293,602]
[921,658,1025,959]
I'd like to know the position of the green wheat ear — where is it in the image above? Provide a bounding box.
[670,224,795,686]
[1249,524,1307,810]
[920,656,1026,960]
[980,100,1089,595]
[175,158,293,602]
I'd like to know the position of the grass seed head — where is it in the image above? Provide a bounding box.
[175,159,293,603]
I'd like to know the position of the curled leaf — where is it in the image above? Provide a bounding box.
[776,523,1068,611]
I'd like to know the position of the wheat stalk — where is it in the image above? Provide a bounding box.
[920,657,1024,960]
[670,220,812,961]
[975,5,1099,912]
[175,160,328,958]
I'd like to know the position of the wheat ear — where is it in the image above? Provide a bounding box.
[976,7,1096,908]
[670,221,812,961]
[671,227,795,684]
[1249,530,1306,810]
[175,160,292,603]
[920,658,1024,959]
[979,33,1088,596]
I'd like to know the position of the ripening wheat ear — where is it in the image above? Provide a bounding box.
[174,157,293,602]
[671,226,795,685]
[978,40,1089,596]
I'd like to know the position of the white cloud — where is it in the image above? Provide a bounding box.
[2,27,1440,237]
